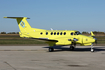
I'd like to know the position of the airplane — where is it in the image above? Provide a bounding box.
[4,17,97,52]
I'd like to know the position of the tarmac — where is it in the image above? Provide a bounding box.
[0,45,105,70]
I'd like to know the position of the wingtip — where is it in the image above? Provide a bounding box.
[4,16,7,18]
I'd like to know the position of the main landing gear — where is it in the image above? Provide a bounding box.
[49,47,54,52]
[70,43,76,51]
[70,45,75,51]
[49,45,75,52]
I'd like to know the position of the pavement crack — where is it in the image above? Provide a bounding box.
[67,64,87,67]
[4,61,16,70]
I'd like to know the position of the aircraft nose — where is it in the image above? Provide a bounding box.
[83,37,95,43]
[91,38,95,43]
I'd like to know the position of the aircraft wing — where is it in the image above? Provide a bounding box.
[30,38,58,42]
[30,37,77,45]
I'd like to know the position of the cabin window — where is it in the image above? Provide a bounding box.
[46,32,48,35]
[40,32,43,35]
[51,32,53,35]
[57,32,59,35]
[60,32,62,35]
[64,32,66,35]
[54,32,56,35]
[71,32,73,35]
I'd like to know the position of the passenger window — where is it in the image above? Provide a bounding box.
[71,32,73,35]
[64,32,66,35]
[40,32,43,35]
[57,32,59,35]
[51,32,53,35]
[54,32,56,35]
[60,32,62,35]
[46,32,48,35]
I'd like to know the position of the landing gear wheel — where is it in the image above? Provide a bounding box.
[91,43,94,52]
[70,46,74,51]
[49,47,54,52]
[91,48,94,52]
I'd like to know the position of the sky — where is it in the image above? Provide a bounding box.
[0,0,105,33]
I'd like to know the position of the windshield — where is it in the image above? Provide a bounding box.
[75,31,81,35]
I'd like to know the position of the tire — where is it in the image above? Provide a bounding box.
[70,46,74,50]
[49,47,54,52]
[91,48,94,52]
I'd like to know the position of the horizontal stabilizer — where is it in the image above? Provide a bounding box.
[4,17,30,19]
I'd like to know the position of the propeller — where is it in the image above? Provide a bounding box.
[91,31,97,44]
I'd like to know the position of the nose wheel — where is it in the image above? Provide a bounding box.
[91,48,94,52]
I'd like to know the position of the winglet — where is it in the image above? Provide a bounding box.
[91,31,95,36]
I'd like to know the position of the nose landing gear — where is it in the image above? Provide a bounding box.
[91,43,94,52]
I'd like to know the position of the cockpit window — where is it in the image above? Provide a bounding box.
[74,31,81,35]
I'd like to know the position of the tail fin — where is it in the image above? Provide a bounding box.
[4,17,46,38]
[4,17,31,33]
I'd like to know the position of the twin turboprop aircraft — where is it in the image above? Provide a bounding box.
[4,17,97,52]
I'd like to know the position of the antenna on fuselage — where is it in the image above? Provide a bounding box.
[50,28,53,30]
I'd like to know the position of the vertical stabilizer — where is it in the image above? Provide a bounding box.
[4,17,31,33]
